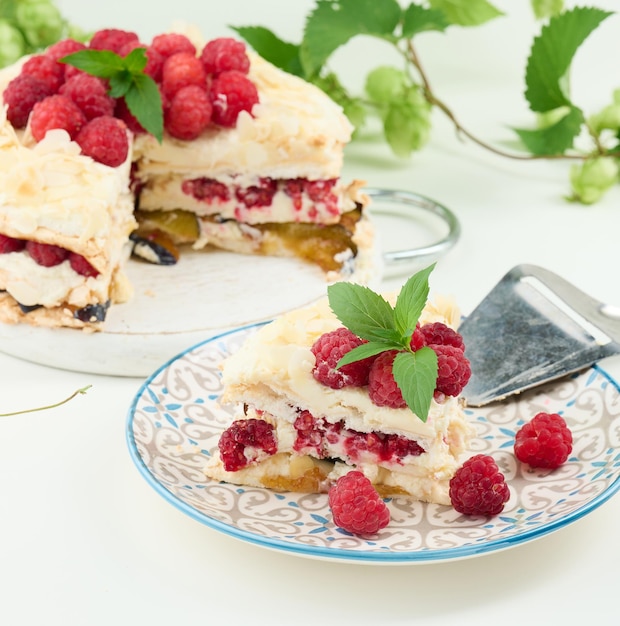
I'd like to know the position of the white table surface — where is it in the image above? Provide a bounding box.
[2,1,619,624]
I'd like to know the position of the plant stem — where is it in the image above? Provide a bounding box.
[404,40,620,162]
[1,385,92,417]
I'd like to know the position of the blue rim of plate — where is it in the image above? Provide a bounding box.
[126,323,620,564]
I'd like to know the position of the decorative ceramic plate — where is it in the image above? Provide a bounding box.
[0,189,458,377]
[126,323,620,564]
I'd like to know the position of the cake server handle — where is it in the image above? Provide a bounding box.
[365,188,461,277]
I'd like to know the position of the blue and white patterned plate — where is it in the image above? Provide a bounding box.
[126,323,620,564]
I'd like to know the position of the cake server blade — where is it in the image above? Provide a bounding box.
[458,264,620,406]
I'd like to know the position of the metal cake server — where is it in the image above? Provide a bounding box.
[458,264,620,406]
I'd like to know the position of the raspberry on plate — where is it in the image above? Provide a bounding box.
[311,327,374,389]
[449,454,510,516]
[328,471,390,535]
[514,412,573,469]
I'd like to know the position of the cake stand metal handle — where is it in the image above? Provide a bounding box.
[366,188,461,276]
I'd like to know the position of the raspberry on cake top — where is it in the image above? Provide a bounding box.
[205,266,475,505]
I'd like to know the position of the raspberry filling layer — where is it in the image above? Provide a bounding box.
[181,176,340,220]
[0,233,99,277]
[293,410,425,465]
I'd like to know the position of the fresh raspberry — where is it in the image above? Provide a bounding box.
[69,253,99,277]
[311,327,373,389]
[21,55,65,92]
[421,322,465,351]
[30,95,87,142]
[514,412,573,469]
[182,177,230,203]
[76,116,129,167]
[409,323,426,351]
[26,241,69,267]
[150,33,196,59]
[200,37,250,75]
[0,234,26,253]
[449,454,510,516]
[3,74,53,128]
[328,471,390,535]
[45,38,87,63]
[209,70,259,127]
[59,74,115,120]
[367,351,406,409]
[218,418,277,472]
[89,28,139,54]
[235,178,277,208]
[119,40,164,81]
[432,344,471,397]
[165,85,213,140]
[114,97,145,134]
[161,52,207,99]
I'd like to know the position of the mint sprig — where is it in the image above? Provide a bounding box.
[327,264,438,422]
[60,48,163,142]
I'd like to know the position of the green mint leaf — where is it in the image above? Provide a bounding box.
[231,25,304,77]
[336,341,402,369]
[525,7,612,113]
[392,348,438,422]
[125,74,163,142]
[531,0,564,20]
[401,3,450,38]
[513,105,583,155]
[60,49,126,78]
[393,263,435,340]
[327,282,397,343]
[123,46,148,73]
[108,71,134,98]
[428,0,503,27]
[300,0,402,76]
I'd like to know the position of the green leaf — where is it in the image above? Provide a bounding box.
[401,3,450,37]
[428,0,503,27]
[108,71,133,98]
[392,348,438,422]
[327,282,396,343]
[525,7,612,113]
[231,25,304,77]
[60,49,126,78]
[300,0,402,76]
[123,46,148,73]
[125,74,163,142]
[513,105,583,155]
[530,0,564,20]
[393,264,435,339]
[336,341,402,368]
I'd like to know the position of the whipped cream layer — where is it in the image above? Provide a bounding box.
[133,52,354,183]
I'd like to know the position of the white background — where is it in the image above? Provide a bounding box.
[2,1,619,624]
